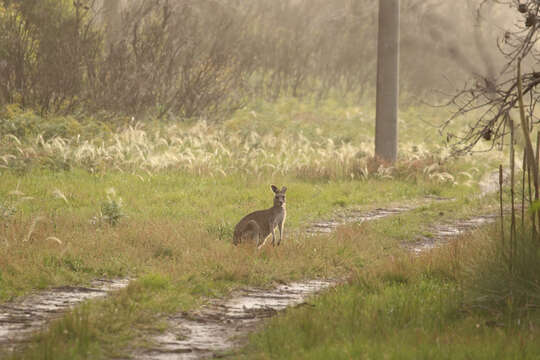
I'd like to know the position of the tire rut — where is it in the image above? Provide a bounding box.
[406,214,497,253]
[0,278,130,352]
[138,281,334,360]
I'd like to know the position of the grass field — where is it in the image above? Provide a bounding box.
[3,98,537,359]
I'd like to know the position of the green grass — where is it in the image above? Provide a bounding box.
[225,97,458,149]
[241,281,540,359]
[0,98,520,359]
[0,166,472,301]
[0,165,487,358]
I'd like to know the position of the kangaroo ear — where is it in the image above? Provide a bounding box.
[271,185,279,193]
[281,186,287,193]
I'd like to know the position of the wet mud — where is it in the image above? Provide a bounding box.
[306,206,414,234]
[407,214,497,254]
[0,278,130,352]
[138,280,334,360]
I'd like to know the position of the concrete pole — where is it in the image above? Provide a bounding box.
[375,0,400,163]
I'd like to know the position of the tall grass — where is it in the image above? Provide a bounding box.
[463,224,540,321]
[0,120,502,184]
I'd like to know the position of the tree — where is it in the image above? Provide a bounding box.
[102,0,121,50]
[375,0,400,163]
[443,0,539,154]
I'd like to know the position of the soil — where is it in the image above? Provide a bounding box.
[137,280,335,360]
[0,278,130,352]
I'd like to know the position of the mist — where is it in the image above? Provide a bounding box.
[0,0,522,116]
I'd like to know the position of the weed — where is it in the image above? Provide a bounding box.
[0,201,16,219]
[0,102,503,183]
[139,274,170,291]
[97,188,125,226]
[206,221,233,241]
[153,246,174,259]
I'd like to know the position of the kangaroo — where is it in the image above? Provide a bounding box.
[233,185,287,248]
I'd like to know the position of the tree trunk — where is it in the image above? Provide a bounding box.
[375,0,400,163]
[103,0,122,50]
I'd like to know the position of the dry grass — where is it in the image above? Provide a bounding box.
[0,120,502,182]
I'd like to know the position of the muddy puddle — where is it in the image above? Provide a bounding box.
[306,206,414,234]
[0,278,130,352]
[137,280,334,360]
[401,169,503,253]
[406,214,497,254]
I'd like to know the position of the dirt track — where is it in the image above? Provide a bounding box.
[0,278,130,353]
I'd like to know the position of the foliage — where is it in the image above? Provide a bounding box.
[0,0,102,113]
[91,0,248,118]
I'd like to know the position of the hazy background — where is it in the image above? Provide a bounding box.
[0,0,520,119]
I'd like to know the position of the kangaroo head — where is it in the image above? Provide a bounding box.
[271,185,287,208]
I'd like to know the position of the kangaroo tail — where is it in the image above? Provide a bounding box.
[233,228,241,245]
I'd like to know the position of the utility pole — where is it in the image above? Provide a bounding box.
[375,0,400,163]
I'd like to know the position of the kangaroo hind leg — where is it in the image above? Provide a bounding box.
[244,220,262,247]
